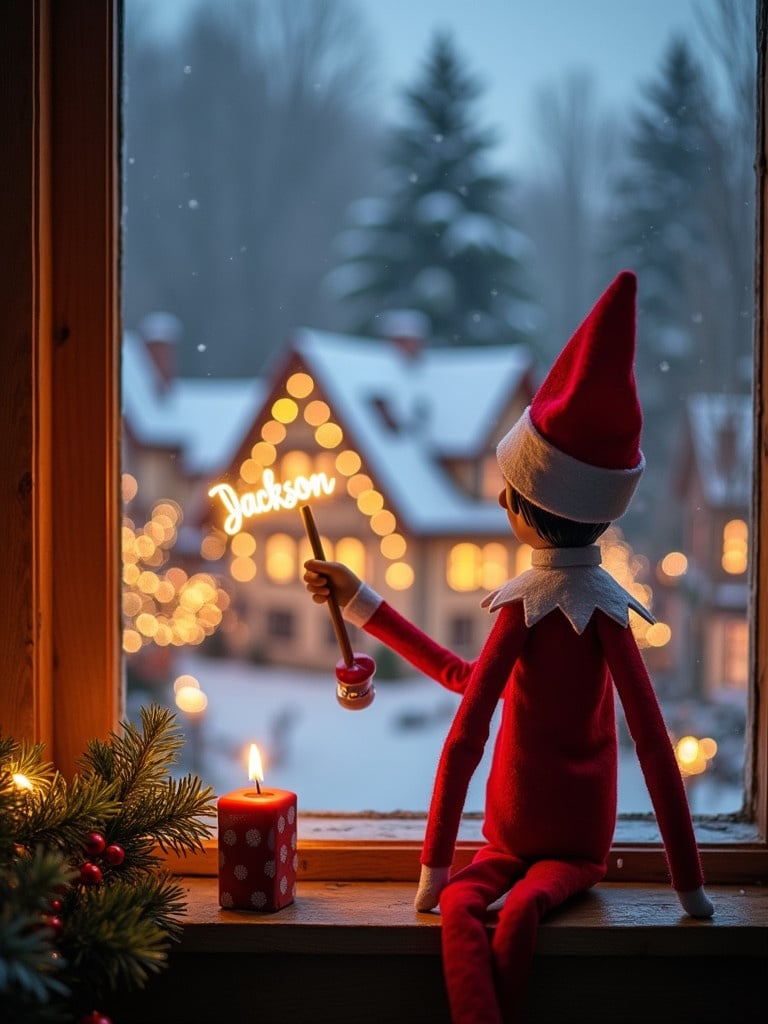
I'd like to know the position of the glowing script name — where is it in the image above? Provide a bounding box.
[209,469,336,535]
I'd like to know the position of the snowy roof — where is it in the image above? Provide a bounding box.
[122,330,265,476]
[292,329,533,536]
[686,393,753,508]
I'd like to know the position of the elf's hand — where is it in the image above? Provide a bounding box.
[677,886,714,918]
[303,559,361,607]
[415,864,450,912]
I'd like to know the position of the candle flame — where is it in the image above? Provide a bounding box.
[248,743,264,784]
[13,773,33,791]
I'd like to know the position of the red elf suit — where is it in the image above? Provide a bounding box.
[341,271,713,1024]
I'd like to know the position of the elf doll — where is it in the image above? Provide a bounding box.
[304,271,713,1024]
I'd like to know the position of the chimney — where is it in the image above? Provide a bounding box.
[140,311,183,391]
[379,309,429,359]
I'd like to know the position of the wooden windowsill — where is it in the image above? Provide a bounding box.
[173,877,767,956]
[118,878,767,1023]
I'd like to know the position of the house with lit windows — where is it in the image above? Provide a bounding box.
[120,318,536,672]
[674,393,752,698]
[201,327,537,669]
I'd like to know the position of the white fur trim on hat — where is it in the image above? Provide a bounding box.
[497,408,644,523]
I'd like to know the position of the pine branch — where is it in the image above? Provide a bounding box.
[0,738,54,790]
[61,880,178,993]
[0,848,72,1010]
[78,706,185,801]
[0,845,76,912]
[113,871,188,943]
[119,774,215,856]
[1,705,213,1021]
[16,774,119,853]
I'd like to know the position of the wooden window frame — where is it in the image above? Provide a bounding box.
[2,0,767,885]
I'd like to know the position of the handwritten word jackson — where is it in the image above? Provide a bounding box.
[209,470,337,535]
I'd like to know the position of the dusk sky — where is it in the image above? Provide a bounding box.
[145,0,716,171]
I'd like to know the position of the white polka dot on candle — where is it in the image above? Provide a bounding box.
[287,806,295,825]
[250,891,267,909]
[245,828,261,847]
[234,864,248,881]
[278,815,285,834]
[280,845,288,863]
[264,859,276,878]
[280,876,288,895]
[223,829,237,846]
[220,891,234,907]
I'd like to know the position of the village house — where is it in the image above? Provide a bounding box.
[673,392,752,700]
[122,317,537,672]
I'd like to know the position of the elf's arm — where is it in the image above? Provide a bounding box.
[416,601,528,909]
[596,611,713,917]
[304,559,476,694]
[346,584,477,694]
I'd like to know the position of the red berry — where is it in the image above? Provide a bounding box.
[79,862,103,886]
[83,832,106,856]
[49,898,63,913]
[42,914,63,935]
[81,1013,112,1024]
[104,844,125,866]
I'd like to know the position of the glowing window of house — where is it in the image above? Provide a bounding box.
[266,533,296,584]
[480,543,509,590]
[448,543,481,591]
[722,519,748,575]
[336,537,366,579]
[723,620,749,688]
[281,449,312,480]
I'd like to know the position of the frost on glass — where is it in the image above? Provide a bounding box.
[121,0,755,816]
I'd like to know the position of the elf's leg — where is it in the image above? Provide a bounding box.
[439,846,527,1024]
[492,857,605,1021]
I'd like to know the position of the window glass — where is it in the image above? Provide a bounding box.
[122,0,755,816]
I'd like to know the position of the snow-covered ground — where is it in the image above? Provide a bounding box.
[135,653,742,817]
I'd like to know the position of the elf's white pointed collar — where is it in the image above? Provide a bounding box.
[481,545,654,635]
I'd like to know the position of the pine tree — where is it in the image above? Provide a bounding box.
[607,38,716,362]
[329,31,531,346]
[0,706,215,1024]
[602,38,724,543]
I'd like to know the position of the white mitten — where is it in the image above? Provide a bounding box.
[677,886,714,918]
[414,864,450,912]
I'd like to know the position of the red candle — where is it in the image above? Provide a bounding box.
[217,743,298,912]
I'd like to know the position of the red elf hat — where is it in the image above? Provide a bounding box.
[497,270,644,523]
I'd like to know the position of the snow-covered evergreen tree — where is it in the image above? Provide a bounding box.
[607,39,716,368]
[328,32,531,346]
[602,39,724,542]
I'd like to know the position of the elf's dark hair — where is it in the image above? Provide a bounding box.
[508,487,610,548]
